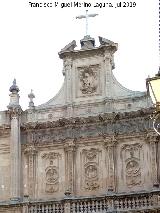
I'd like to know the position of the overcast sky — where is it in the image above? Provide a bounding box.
[0,0,158,111]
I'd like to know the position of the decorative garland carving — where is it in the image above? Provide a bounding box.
[45,166,59,193]
[121,143,142,188]
[41,152,61,194]
[81,148,101,191]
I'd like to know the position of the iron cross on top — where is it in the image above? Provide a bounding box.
[76,10,98,36]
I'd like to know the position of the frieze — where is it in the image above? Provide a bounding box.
[20,109,154,145]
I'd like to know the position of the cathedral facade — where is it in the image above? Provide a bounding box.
[0,35,159,212]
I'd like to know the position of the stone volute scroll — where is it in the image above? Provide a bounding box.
[104,136,117,192]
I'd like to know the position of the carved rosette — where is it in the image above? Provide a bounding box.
[146,132,159,187]
[24,145,38,198]
[41,152,61,193]
[104,136,117,192]
[64,139,76,195]
[121,143,142,188]
[81,148,101,191]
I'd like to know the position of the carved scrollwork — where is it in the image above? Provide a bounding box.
[41,152,61,160]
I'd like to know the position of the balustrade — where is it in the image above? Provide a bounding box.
[0,191,158,213]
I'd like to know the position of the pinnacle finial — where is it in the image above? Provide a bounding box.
[28,89,35,109]
[9,78,19,93]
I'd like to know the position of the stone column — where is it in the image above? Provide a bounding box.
[104,136,117,192]
[64,139,76,195]
[10,110,21,200]
[8,79,22,201]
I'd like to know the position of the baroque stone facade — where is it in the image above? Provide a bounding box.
[0,36,159,212]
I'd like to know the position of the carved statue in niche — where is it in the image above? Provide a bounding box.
[79,66,98,95]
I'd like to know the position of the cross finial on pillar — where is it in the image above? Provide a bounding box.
[76,10,98,36]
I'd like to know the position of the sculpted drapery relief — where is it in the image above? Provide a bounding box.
[81,148,101,191]
[121,143,142,188]
[41,152,61,193]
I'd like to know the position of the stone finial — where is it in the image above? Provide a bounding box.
[80,35,95,50]
[8,79,21,110]
[28,89,35,109]
[9,78,19,93]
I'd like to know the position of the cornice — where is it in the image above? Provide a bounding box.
[21,108,153,131]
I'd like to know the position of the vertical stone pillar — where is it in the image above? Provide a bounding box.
[8,79,22,201]
[64,139,76,195]
[63,58,72,104]
[104,136,117,192]
[24,145,37,199]
[146,132,159,187]
[10,110,21,200]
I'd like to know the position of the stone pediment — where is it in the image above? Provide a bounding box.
[34,36,151,122]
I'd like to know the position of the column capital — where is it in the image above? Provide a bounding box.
[24,145,38,156]
[145,131,158,143]
[8,107,22,119]
[64,139,76,152]
[103,135,117,148]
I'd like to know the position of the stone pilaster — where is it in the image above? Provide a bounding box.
[24,145,38,199]
[9,108,22,201]
[63,58,73,104]
[104,136,117,192]
[146,132,159,188]
[64,139,76,195]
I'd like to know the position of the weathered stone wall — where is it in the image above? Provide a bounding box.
[20,110,160,201]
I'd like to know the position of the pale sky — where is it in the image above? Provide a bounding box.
[0,0,159,111]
